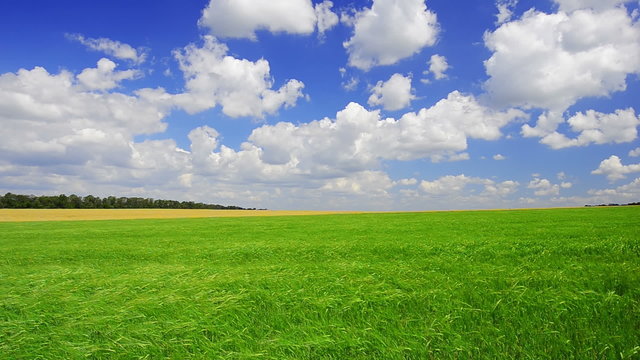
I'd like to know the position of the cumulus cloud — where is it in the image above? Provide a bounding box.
[527,177,572,196]
[493,154,506,160]
[425,54,449,81]
[420,175,491,195]
[420,174,518,197]
[396,178,418,186]
[67,34,147,64]
[367,73,415,111]
[392,174,520,210]
[629,147,640,157]
[588,177,640,201]
[315,1,340,37]
[198,0,337,39]
[0,65,175,179]
[343,0,439,70]
[485,8,640,112]
[0,56,526,210]
[484,7,640,142]
[320,171,394,196]
[172,36,305,118]
[591,155,640,181]
[485,180,520,196]
[77,58,140,91]
[538,108,640,149]
[168,91,524,192]
[553,0,635,12]
[247,91,526,175]
[495,0,518,25]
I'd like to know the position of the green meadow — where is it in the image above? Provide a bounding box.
[1,207,639,359]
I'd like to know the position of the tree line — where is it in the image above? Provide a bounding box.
[0,193,250,210]
[585,202,640,207]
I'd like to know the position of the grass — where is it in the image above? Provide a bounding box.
[0,207,639,359]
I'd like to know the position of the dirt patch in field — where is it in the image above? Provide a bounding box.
[0,209,361,222]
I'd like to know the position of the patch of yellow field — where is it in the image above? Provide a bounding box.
[0,209,362,222]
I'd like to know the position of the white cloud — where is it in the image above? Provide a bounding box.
[527,177,571,196]
[339,9,357,27]
[67,34,147,64]
[0,80,526,211]
[421,175,490,195]
[591,155,640,181]
[528,178,557,196]
[0,86,521,202]
[538,108,640,149]
[343,0,439,70]
[588,177,640,200]
[395,178,418,186]
[186,126,299,183]
[198,0,337,40]
[0,60,526,210]
[368,73,415,111]
[629,147,640,157]
[320,171,393,196]
[390,174,520,210]
[315,1,339,38]
[77,58,140,91]
[521,111,565,138]
[247,91,526,174]
[484,180,520,196]
[129,140,191,184]
[425,54,449,80]
[495,0,518,25]
[444,152,470,162]
[484,7,640,139]
[0,65,173,176]
[493,154,506,160]
[172,36,305,118]
[420,174,518,197]
[141,92,522,194]
[339,67,360,91]
[553,0,635,12]
[342,77,360,91]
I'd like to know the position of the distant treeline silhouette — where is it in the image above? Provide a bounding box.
[585,202,640,207]
[0,193,250,210]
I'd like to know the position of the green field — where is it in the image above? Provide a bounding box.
[1,207,639,359]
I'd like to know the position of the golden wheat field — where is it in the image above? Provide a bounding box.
[0,209,362,222]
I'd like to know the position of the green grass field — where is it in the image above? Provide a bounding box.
[1,207,639,359]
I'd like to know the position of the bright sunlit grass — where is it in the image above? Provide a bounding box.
[1,207,638,359]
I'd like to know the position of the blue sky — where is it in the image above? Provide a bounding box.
[1,0,639,210]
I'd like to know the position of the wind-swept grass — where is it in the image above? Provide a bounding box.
[1,207,639,359]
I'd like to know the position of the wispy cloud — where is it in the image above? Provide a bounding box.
[67,33,148,64]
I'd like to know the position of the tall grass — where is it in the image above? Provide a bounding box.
[1,207,638,359]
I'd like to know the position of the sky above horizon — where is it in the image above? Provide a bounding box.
[1,0,639,210]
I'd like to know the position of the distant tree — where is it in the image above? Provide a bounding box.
[103,196,116,209]
[55,194,67,208]
[68,195,82,208]
[0,192,250,210]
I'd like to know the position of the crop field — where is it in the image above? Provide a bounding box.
[1,207,639,359]
[0,209,361,222]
